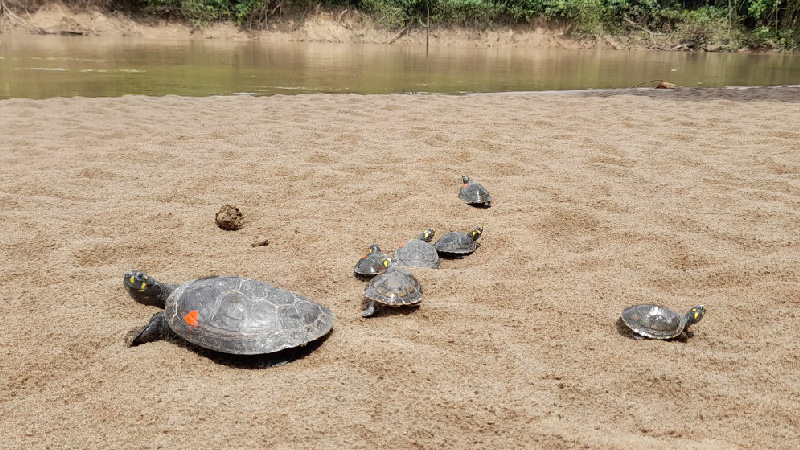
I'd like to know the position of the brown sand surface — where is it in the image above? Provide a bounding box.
[1,87,799,449]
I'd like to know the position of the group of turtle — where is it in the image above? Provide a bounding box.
[122,175,706,360]
[354,175,492,317]
[354,225,484,317]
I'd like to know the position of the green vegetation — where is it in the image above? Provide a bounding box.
[5,0,800,49]
[148,0,799,49]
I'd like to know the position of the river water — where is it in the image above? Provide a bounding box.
[1,34,799,99]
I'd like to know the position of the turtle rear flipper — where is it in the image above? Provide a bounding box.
[126,312,176,346]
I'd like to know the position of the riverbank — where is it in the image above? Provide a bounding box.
[1,87,799,448]
[0,2,762,51]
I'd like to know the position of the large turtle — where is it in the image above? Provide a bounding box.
[354,244,386,278]
[362,258,422,317]
[433,226,483,256]
[459,175,491,207]
[394,228,440,269]
[124,271,334,355]
[620,304,706,340]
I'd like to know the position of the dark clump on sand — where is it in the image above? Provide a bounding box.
[215,204,244,230]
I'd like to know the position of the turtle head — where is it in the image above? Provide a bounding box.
[685,305,706,326]
[124,271,168,308]
[470,226,483,241]
[368,244,382,254]
[461,175,471,185]
[381,256,394,271]
[419,228,436,242]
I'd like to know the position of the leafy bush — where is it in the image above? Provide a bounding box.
[140,0,232,24]
[433,0,505,27]
[182,0,232,22]
[675,6,729,47]
[544,0,605,34]
[742,25,799,49]
[357,0,412,28]
[122,0,800,50]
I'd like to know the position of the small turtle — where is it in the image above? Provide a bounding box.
[394,228,440,269]
[124,271,334,355]
[459,175,491,207]
[354,244,386,278]
[362,258,422,317]
[433,226,483,256]
[620,304,706,340]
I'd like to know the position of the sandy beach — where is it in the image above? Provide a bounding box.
[1,87,799,448]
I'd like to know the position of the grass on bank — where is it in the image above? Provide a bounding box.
[2,0,799,50]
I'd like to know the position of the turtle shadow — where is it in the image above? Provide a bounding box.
[437,254,470,260]
[152,332,333,369]
[362,301,421,319]
[354,273,379,281]
[614,317,692,342]
[615,317,642,339]
[436,244,481,260]
[466,203,491,209]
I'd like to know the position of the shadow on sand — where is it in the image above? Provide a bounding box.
[128,329,333,369]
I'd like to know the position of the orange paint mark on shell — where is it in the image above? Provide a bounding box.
[184,310,199,328]
[462,183,468,188]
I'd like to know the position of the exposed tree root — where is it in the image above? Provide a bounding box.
[0,0,44,33]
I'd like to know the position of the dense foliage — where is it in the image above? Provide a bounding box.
[11,0,800,49]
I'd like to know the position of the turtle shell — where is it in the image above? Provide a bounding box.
[365,267,422,307]
[620,304,686,339]
[459,177,491,207]
[354,244,385,277]
[395,239,440,269]
[434,228,482,255]
[165,276,334,355]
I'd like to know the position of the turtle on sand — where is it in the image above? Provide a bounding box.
[620,304,706,340]
[394,228,440,269]
[362,258,422,317]
[433,226,483,256]
[459,175,491,207]
[124,271,334,355]
[354,244,386,278]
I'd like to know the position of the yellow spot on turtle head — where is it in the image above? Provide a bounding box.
[129,275,135,285]
[694,311,699,320]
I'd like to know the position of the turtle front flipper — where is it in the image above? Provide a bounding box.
[362,300,376,318]
[126,312,177,346]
